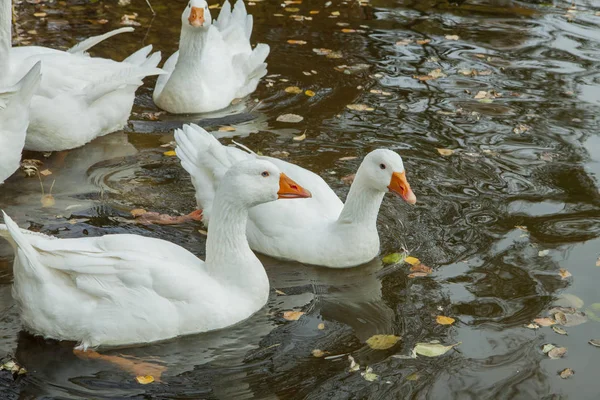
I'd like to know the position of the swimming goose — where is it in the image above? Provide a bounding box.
[1,0,163,151]
[0,160,311,348]
[175,124,417,268]
[0,62,41,184]
[153,0,269,113]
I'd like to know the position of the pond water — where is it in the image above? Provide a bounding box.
[1,0,600,398]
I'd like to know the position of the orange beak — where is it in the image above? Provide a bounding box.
[388,171,416,204]
[188,7,205,27]
[278,173,312,199]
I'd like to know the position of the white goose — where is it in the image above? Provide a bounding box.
[175,124,417,268]
[1,0,163,152]
[153,0,269,114]
[0,160,310,349]
[0,61,40,184]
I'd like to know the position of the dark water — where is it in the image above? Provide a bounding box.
[1,0,600,398]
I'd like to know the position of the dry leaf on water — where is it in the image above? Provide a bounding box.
[218,126,236,132]
[277,114,303,123]
[554,312,568,325]
[361,367,378,382]
[285,86,303,94]
[318,323,325,330]
[39,169,52,176]
[305,90,316,97]
[559,368,574,379]
[589,339,600,347]
[136,375,155,384]
[287,39,307,45]
[534,317,556,327]
[404,256,420,265]
[163,150,177,157]
[346,104,374,111]
[413,69,447,82]
[293,132,307,141]
[283,311,305,321]
[348,355,360,372]
[410,264,432,274]
[414,342,461,357]
[312,349,326,357]
[548,347,567,359]
[275,289,286,295]
[437,148,454,156]
[445,34,459,40]
[552,326,567,335]
[525,323,539,329]
[436,316,455,325]
[366,334,401,350]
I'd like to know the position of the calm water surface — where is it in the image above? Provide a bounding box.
[1,0,600,398]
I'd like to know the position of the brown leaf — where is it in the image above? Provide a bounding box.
[283,311,305,321]
[39,169,52,176]
[287,39,307,45]
[136,375,155,384]
[437,148,454,156]
[559,368,574,379]
[130,209,147,217]
[554,312,568,325]
[410,264,432,274]
[218,126,236,132]
[416,39,430,45]
[533,317,556,327]
[436,315,455,325]
[548,347,567,359]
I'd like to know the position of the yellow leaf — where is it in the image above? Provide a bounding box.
[346,104,374,111]
[366,334,401,350]
[341,29,356,33]
[39,169,52,176]
[136,375,154,384]
[305,90,316,97]
[41,194,55,208]
[130,208,147,217]
[33,12,47,17]
[285,86,303,94]
[437,148,454,156]
[283,311,305,321]
[218,126,236,132]
[287,39,307,45]
[312,349,326,357]
[318,323,325,330]
[293,132,307,141]
[404,256,420,265]
[436,315,456,325]
[309,10,319,14]
[163,150,177,157]
[285,7,300,12]
[331,11,340,16]
[559,269,572,279]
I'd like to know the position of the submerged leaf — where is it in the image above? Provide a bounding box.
[414,342,461,357]
[366,334,401,350]
[436,316,455,325]
[406,372,420,381]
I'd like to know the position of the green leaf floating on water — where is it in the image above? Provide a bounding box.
[414,342,461,357]
[585,303,600,322]
[382,253,406,264]
[366,334,401,350]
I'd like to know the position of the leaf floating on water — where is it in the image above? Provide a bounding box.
[589,339,600,347]
[361,366,378,382]
[559,368,574,379]
[552,326,568,335]
[366,334,401,350]
[341,174,356,185]
[163,150,177,157]
[285,86,303,94]
[534,318,556,327]
[318,323,325,330]
[596,256,600,267]
[474,91,489,99]
[513,124,530,135]
[136,375,155,384]
[554,293,584,309]
[538,249,550,257]
[585,303,600,323]
[554,312,568,326]
[305,90,316,97]
[382,252,406,264]
[548,347,567,359]
[312,349,326,358]
[285,7,300,12]
[277,114,304,123]
[39,169,52,176]
[275,289,286,295]
[395,39,412,46]
[445,34,459,40]
[525,323,539,329]
[218,126,236,132]
[348,355,360,372]
[436,316,456,325]
[33,12,47,17]
[410,264,432,274]
[404,256,420,266]
[542,343,556,354]
[339,156,358,161]
[283,311,305,321]
[416,39,431,45]
[437,148,454,156]
[414,342,461,357]
[346,104,374,111]
[293,132,307,141]
[287,39,307,45]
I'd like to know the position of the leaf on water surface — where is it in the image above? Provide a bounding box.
[341,29,356,33]
[437,148,454,156]
[318,323,325,330]
[416,39,430,45]
[285,7,300,12]
[548,347,567,359]
[39,169,52,176]
[275,289,286,295]
[445,34,459,40]
[414,342,461,357]
[552,326,567,335]
[285,86,303,94]
[585,303,600,323]
[395,39,412,46]
[534,318,556,327]
[366,334,401,350]
[287,39,306,45]
[305,90,316,97]
[313,48,332,55]
[559,368,574,379]
[596,256,600,267]
[346,104,374,111]
[312,349,326,358]
[525,323,539,329]
[348,355,360,372]
[283,311,305,321]
[538,249,550,257]
[382,252,406,264]
[330,11,340,16]
[589,339,600,347]
[33,12,47,17]
[474,91,488,99]
[513,124,530,135]
[218,126,236,132]
[361,367,378,382]
[542,343,556,354]
[562,311,589,326]
[436,315,455,325]
[130,209,147,217]
[163,150,177,157]
[276,114,304,123]
[339,156,358,161]
[136,375,154,384]
[554,312,568,325]
[410,264,432,274]
[293,132,307,141]
[406,372,420,381]
[404,256,420,265]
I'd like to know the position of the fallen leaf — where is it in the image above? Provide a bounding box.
[312,349,326,357]
[285,86,303,94]
[404,256,420,265]
[283,311,305,321]
[287,39,307,45]
[437,148,454,156]
[525,323,539,329]
[589,339,600,347]
[309,10,319,14]
[330,11,340,16]
[41,194,55,208]
[474,91,488,99]
[395,39,412,46]
[542,343,556,353]
[414,342,461,357]
[348,355,360,372]
[338,156,357,161]
[366,334,401,350]
[218,126,236,132]
[554,311,568,325]
[346,104,374,111]
[39,169,52,176]
[163,150,177,156]
[275,289,286,295]
[416,39,430,45]
[445,34,459,40]
[305,90,316,97]
[130,208,147,217]
[293,132,307,141]
[559,368,574,379]
[33,12,47,17]
[136,375,155,384]
[341,28,356,33]
[548,347,567,359]
[382,252,406,264]
[361,366,378,382]
[552,326,567,335]
[285,7,300,12]
[318,323,325,330]
[277,114,304,123]
[436,316,455,325]
[534,318,556,327]
[410,264,432,273]
[538,249,550,257]
[513,124,530,135]
[406,372,420,381]
[554,293,584,309]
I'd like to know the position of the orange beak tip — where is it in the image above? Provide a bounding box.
[278,173,312,199]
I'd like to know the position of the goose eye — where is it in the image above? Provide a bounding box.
[261,171,269,177]
[379,163,386,170]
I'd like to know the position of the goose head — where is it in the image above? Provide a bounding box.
[223,160,312,208]
[182,0,212,29]
[359,149,416,204]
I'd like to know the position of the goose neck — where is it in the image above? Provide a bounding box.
[337,173,385,228]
